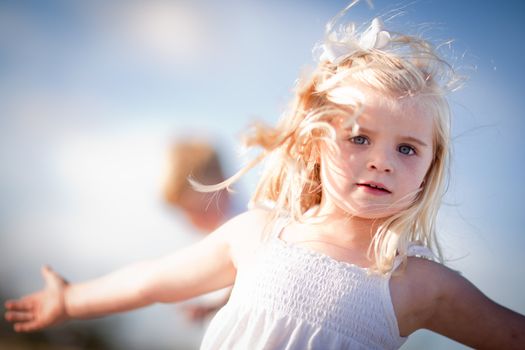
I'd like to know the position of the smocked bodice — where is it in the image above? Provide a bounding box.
[200,228,420,349]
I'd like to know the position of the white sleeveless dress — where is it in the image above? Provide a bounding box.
[200,218,434,349]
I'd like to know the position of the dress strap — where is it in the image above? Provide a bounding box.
[406,244,435,259]
[392,243,435,271]
[270,216,290,239]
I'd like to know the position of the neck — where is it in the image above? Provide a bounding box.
[307,203,386,246]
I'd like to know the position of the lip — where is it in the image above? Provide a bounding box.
[356,181,392,195]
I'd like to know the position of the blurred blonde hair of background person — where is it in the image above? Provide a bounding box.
[162,139,231,233]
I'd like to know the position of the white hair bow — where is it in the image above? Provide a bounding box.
[319,18,391,64]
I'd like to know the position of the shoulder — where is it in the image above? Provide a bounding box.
[223,207,273,239]
[389,257,465,336]
[219,207,274,268]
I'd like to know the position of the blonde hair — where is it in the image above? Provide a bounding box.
[196,7,460,273]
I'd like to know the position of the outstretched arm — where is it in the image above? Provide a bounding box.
[4,210,260,332]
[394,258,525,349]
[425,264,525,349]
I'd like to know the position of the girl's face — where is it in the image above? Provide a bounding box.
[319,88,434,219]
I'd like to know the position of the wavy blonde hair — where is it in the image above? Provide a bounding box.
[195,10,460,274]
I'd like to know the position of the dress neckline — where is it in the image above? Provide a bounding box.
[271,235,379,275]
[270,216,380,274]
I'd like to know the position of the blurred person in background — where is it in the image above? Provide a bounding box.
[162,139,235,323]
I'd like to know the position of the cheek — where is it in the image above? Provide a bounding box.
[321,153,348,186]
[405,156,433,188]
[319,149,358,200]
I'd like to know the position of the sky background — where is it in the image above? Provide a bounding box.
[1,0,524,349]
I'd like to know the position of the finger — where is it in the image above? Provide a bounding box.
[4,299,33,311]
[41,265,67,286]
[14,320,41,333]
[41,265,55,283]
[5,311,34,322]
[41,265,60,287]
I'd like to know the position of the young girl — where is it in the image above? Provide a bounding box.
[5,3,525,349]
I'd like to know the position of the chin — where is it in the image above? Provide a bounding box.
[354,212,394,220]
[341,203,402,220]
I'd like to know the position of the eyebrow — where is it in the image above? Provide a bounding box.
[402,136,429,148]
[356,127,430,148]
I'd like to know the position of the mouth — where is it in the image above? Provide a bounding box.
[356,182,392,194]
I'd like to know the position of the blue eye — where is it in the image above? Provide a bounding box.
[349,135,369,145]
[398,144,416,155]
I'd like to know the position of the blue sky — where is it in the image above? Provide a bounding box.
[1,1,524,349]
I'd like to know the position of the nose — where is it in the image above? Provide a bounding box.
[367,147,393,173]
